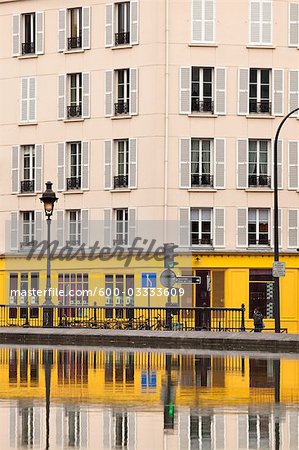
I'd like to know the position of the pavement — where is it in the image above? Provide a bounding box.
[1,327,299,353]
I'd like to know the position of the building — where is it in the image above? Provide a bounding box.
[0,0,299,329]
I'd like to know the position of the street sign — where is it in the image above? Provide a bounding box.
[176,276,201,284]
[272,261,286,278]
[160,269,177,288]
[141,273,157,288]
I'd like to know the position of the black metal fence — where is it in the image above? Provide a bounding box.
[0,305,246,331]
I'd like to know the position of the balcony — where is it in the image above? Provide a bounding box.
[114,101,129,116]
[191,174,213,188]
[66,239,81,247]
[192,237,213,246]
[115,32,130,46]
[191,98,214,114]
[113,238,128,246]
[67,36,82,50]
[67,105,82,119]
[20,180,35,193]
[249,100,271,114]
[114,175,128,189]
[248,236,270,246]
[22,42,35,55]
[248,175,271,188]
[66,177,81,190]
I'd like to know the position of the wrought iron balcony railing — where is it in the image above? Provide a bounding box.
[114,175,128,189]
[115,32,130,46]
[249,100,271,114]
[191,98,214,114]
[248,175,271,188]
[192,237,213,246]
[66,239,81,247]
[114,101,129,116]
[20,180,35,193]
[67,36,82,50]
[248,237,270,246]
[22,42,35,55]
[66,177,81,190]
[191,174,213,188]
[113,238,128,246]
[67,105,82,118]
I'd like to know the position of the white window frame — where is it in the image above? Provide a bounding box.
[115,2,130,34]
[114,208,128,246]
[68,210,81,246]
[69,7,82,39]
[22,211,35,246]
[116,69,130,108]
[190,208,213,246]
[248,208,270,246]
[190,139,213,186]
[22,13,35,46]
[249,68,271,113]
[249,0,272,45]
[191,67,214,113]
[22,145,35,182]
[116,139,129,176]
[248,139,270,186]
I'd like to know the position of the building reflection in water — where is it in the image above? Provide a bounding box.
[1,347,299,448]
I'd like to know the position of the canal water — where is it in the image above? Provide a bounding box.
[0,346,299,449]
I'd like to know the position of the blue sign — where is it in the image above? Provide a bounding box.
[141,273,157,288]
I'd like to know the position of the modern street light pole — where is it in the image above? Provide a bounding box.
[273,107,299,333]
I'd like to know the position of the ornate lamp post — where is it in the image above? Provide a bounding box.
[40,181,58,327]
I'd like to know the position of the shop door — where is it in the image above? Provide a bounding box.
[195,270,211,307]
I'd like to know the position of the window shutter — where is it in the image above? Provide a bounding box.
[11,212,19,251]
[238,69,249,115]
[20,77,29,122]
[192,0,202,42]
[58,74,66,120]
[179,138,191,189]
[261,0,272,44]
[272,208,282,248]
[129,138,137,188]
[81,209,89,247]
[35,211,43,243]
[35,12,45,54]
[237,208,247,247]
[128,208,137,246]
[82,72,90,118]
[179,208,190,247]
[28,77,36,122]
[35,144,43,193]
[105,70,113,117]
[250,1,260,44]
[58,9,67,52]
[180,67,191,114]
[104,209,112,247]
[105,4,113,47]
[130,0,139,45]
[289,70,299,117]
[56,210,64,248]
[288,141,299,190]
[214,208,225,247]
[237,139,248,188]
[104,140,113,189]
[12,14,20,57]
[214,138,225,189]
[11,145,20,194]
[57,143,66,192]
[203,0,215,42]
[82,141,89,190]
[272,69,284,116]
[82,7,91,50]
[277,140,283,190]
[288,209,298,248]
[289,3,299,47]
[130,68,138,115]
[215,67,226,115]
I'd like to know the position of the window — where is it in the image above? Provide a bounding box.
[114,209,128,245]
[105,274,134,306]
[248,209,270,246]
[249,68,271,114]
[191,208,212,246]
[105,0,138,47]
[22,211,35,246]
[114,140,129,188]
[58,273,89,306]
[249,0,272,45]
[58,7,90,52]
[191,0,215,44]
[289,3,299,47]
[12,144,43,194]
[248,140,270,187]
[13,12,44,57]
[249,269,274,318]
[21,146,35,193]
[68,8,82,50]
[115,2,130,45]
[191,67,213,113]
[67,142,82,190]
[57,142,89,191]
[115,69,130,115]
[22,13,35,54]
[114,412,128,448]
[68,210,81,246]
[20,77,36,123]
[104,139,137,190]
[68,73,82,118]
[191,139,213,187]
[105,69,138,117]
[9,272,39,306]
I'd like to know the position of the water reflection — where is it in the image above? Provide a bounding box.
[1,347,299,448]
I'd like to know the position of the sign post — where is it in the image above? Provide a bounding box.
[272,262,286,278]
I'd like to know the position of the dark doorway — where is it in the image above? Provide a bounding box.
[195,270,211,307]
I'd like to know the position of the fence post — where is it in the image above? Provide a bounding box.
[240,303,246,332]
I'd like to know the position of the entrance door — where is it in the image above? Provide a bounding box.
[195,270,211,307]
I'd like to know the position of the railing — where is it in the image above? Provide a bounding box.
[66,177,81,190]
[191,174,213,188]
[114,101,129,115]
[113,238,128,246]
[191,98,214,114]
[20,180,35,193]
[67,36,82,50]
[66,239,81,247]
[0,305,246,332]
[67,105,82,118]
[114,175,128,189]
[192,237,213,246]
[248,237,270,246]
[248,175,271,188]
[115,32,130,46]
[249,100,271,114]
[22,42,35,55]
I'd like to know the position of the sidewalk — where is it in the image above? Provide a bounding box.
[0,327,299,353]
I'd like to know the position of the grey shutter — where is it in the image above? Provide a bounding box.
[58,74,66,120]
[272,208,282,248]
[215,68,226,115]
[35,144,43,193]
[192,0,202,42]
[179,138,191,188]
[36,12,45,54]
[104,209,112,247]
[214,208,225,247]
[288,141,298,190]
[214,138,225,189]
[204,0,215,42]
[277,140,283,189]
[128,412,136,450]
[105,70,113,116]
[288,209,298,248]
[130,68,138,115]
[105,4,113,47]
[289,3,299,47]
[82,72,90,118]
[35,211,43,243]
[272,69,284,116]
[29,77,36,122]
[82,7,91,49]
[237,208,247,247]
[57,143,66,191]
[21,77,29,122]
[180,67,191,114]
[250,1,260,44]
[289,70,299,117]
[237,139,248,188]
[129,138,137,188]
[104,140,113,189]
[179,208,190,246]
[12,14,20,57]
[82,141,89,190]
[238,68,249,115]
[262,0,272,44]
[130,1,139,45]
[11,212,19,251]
[179,413,189,450]
[128,208,136,245]
[215,415,225,449]
[81,209,89,246]
[56,210,64,248]
[11,145,20,194]
[238,415,248,449]
[58,9,67,52]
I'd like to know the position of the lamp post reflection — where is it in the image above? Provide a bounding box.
[43,350,53,449]
[274,359,281,450]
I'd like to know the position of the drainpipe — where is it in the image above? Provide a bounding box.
[163,0,170,242]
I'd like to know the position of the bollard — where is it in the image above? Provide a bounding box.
[240,303,246,332]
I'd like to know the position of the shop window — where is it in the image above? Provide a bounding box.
[212,271,224,307]
[249,269,274,318]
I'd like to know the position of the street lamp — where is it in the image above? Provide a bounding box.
[273,107,299,333]
[40,181,58,327]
